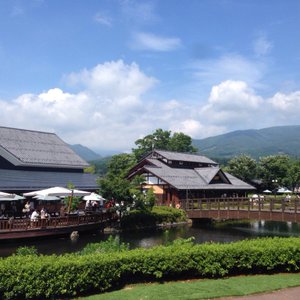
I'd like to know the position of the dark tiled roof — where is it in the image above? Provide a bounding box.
[144,164,255,191]
[0,169,98,192]
[0,126,88,169]
[152,150,218,165]
[194,167,220,184]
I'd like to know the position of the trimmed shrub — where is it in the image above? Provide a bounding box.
[1,237,300,299]
[151,206,187,224]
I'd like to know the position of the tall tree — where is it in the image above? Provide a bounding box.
[257,155,291,189]
[97,153,137,203]
[287,158,300,191]
[132,128,198,160]
[224,154,257,183]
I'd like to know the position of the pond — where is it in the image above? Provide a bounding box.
[1,220,300,257]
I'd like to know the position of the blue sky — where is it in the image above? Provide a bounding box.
[1,0,300,153]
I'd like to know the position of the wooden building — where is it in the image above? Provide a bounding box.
[0,126,98,193]
[127,150,255,206]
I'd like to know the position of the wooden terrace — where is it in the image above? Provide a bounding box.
[0,211,116,240]
[182,197,300,223]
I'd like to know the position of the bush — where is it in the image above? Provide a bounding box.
[1,237,300,299]
[80,235,129,255]
[15,246,38,256]
[151,206,187,224]
[120,206,187,229]
[120,209,157,229]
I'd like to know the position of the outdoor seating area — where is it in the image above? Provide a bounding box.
[0,187,107,221]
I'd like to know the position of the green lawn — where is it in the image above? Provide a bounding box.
[76,273,300,300]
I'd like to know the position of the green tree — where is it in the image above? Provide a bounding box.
[106,153,137,178]
[287,158,300,191]
[133,128,198,160]
[168,132,198,153]
[224,155,257,183]
[97,153,137,203]
[64,182,81,212]
[84,165,96,174]
[130,186,156,211]
[257,155,291,189]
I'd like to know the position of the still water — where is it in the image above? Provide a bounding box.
[1,220,300,257]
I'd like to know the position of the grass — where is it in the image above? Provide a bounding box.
[76,273,300,300]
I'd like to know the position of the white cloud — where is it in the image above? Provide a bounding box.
[1,60,300,153]
[200,80,264,128]
[268,91,300,118]
[0,61,158,151]
[94,12,112,26]
[191,54,265,89]
[254,35,273,57]
[131,32,182,52]
[120,0,158,24]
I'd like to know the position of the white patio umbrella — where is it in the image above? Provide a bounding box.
[24,187,90,197]
[0,191,15,198]
[24,187,90,213]
[0,194,25,201]
[83,193,106,202]
[263,189,272,194]
[277,187,292,194]
[33,195,61,201]
[83,192,106,207]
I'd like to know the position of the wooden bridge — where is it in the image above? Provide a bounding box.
[182,197,300,223]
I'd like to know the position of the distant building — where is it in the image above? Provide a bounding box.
[0,126,98,193]
[127,150,255,206]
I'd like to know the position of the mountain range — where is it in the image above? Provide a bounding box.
[70,125,300,162]
[69,144,102,161]
[192,125,300,159]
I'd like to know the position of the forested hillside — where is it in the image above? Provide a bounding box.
[193,125,300,159]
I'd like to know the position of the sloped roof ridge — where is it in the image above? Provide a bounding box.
[0,125,55,135]
[154,149,200,156]
[153,149,217,164]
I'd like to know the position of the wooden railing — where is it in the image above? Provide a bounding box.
[182,197,300,223]
[0,212,114,232]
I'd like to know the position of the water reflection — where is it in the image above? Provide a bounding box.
[1,220,300,257]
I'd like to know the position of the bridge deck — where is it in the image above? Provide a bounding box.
[182,197,300,223]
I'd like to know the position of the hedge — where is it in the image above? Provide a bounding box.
[1,237,300,299]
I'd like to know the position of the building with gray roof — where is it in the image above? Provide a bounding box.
[128,150,255,205]
[0,126,98,192]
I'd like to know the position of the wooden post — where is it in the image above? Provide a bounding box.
[295,199,298,223]
[270,199,273,212]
